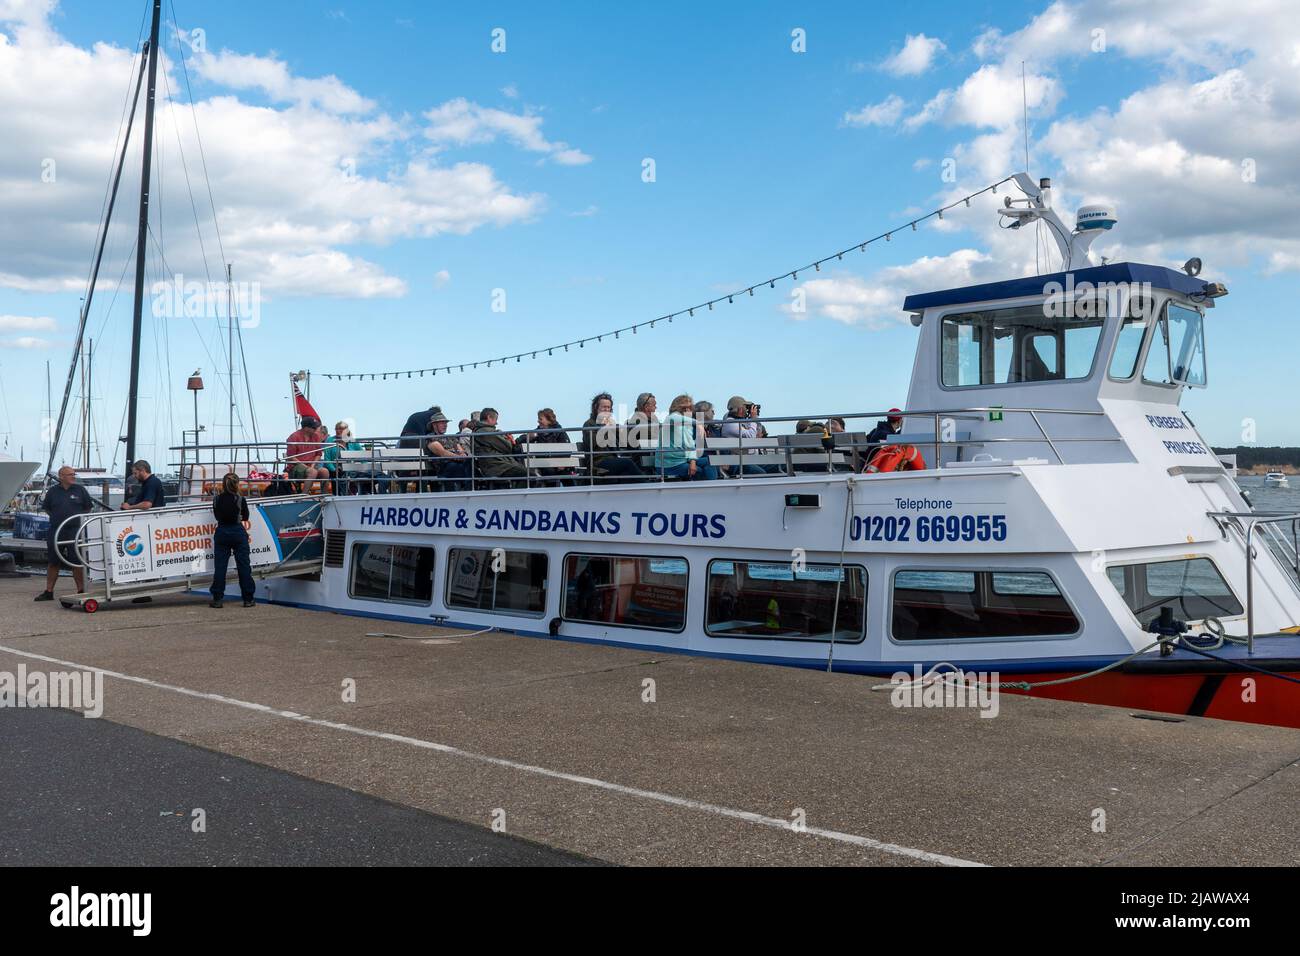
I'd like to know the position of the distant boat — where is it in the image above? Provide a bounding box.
[1264,472,1289,488]
[0,453,38,513]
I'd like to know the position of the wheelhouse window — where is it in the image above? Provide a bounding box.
[705,560,866,643]
[1105,557,1241,626]
[1143,303,1207,387]
[445,547,547,616]
[562,554,688,632]
[892,569,1079,640]
[941,303,1103,387]
[1107,297,1156,379]
[350,542,435,604]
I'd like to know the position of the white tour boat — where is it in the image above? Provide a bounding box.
[242,176,1300,727]
[64,174,1300,729]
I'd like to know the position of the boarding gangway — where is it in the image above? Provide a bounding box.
[55,494,326,612]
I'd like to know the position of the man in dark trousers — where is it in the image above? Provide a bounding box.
[34,465,93,601]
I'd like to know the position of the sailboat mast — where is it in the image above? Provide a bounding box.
[124,0,162,483]
[227,262,235,446]
[86,339,94,470]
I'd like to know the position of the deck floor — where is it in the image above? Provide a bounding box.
[1,574,1297,866]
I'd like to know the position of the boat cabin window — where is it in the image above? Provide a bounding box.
[705,559,866,643]
[1107,297,1156,379]
[941,303,1103,387]
[1105,557,1241,625]
[1142,303,1207,388]
[445,547,548,616]
[891,569,1079,641]
[562,554,689,632]
[349,542,435,605]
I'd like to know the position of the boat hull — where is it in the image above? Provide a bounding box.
[1008,667,1300,728]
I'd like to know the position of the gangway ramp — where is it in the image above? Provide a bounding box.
[57,494,325,612]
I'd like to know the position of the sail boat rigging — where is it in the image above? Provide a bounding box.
[42,0,259,488]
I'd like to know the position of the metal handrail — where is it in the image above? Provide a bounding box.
[167,405,1118,493]
[1206,510,1300,651]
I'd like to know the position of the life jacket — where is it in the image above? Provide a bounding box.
[863,444,926,473]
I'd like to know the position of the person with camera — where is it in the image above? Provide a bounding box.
[720,395,777,475]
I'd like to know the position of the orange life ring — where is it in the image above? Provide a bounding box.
[863,444,926,473]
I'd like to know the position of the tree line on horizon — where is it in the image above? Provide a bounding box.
[1212,446,1300,469]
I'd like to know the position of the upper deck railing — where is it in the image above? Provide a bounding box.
[169,405,1122,497]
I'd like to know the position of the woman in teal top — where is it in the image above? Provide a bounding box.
[656,394,719,480]
[321,421,363,494]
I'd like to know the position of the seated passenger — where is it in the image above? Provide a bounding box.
[285,417,330,490]
[467,407,526,485]
[693,400,722,438]
[321,420,362,494]
[720,395,777,475]
[580,392,643,481]
[522,408,575,484]
[865,409,904,447]
[656,394,719,480]
[425,408,471,490]
[626,392,659,471]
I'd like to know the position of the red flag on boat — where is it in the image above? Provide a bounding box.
[292,381,320,422]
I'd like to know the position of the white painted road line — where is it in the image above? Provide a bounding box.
[0,643,986,867]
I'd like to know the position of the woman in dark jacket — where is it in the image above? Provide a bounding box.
[579,392,643,482]
[210,472,256,608]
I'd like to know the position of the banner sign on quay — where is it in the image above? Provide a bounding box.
[98,500,323,585]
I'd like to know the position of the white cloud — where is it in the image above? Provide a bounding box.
[906,63,1060,130]
[501,83,519,99]
[836,0,1300,316]
[189,47,375,114]
[0,335,55,348]
[433,269,450,288]
[842,94,905,128]
[882,34,947,76]
[784,250,998,329]
[0,5,567,299]
[0,314,56,332]
[423,98,592,165]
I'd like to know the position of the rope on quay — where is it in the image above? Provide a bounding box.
[316,175,1021,382]
[365,627,496,641]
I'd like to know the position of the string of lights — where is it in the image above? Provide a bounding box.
[318,175,1019,382]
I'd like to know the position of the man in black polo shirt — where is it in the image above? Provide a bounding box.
[34,466,93,601]
[118,460,167,603]
[121,460,166,512]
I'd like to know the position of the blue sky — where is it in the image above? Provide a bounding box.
[2,0,1298,470]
